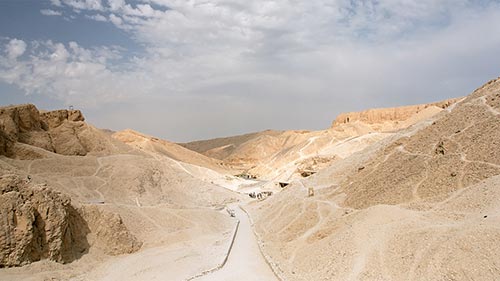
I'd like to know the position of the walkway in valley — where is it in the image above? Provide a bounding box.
[194,205,278,281]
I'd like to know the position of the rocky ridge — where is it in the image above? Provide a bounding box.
[0,104,127,158]
[331,98,461,129]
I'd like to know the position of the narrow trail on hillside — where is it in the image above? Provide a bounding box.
[194,206,278,281]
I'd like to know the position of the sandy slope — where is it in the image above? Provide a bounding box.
[179,98,457,186]
[112,129,232,174]
[0,104,248,280]
[0,80,495,281]
[0,152,241,280]
[78,210,239,281]
[248,77,500,281]
[250,175,500,281]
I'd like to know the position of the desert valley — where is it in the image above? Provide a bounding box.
[0,76,499,281]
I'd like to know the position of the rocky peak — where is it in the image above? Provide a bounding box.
[0,104,90,157]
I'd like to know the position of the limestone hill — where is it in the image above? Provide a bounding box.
[0,104,130,158]
[0,104,241,279]
[0,78,497,281]
[249,77,500,281]
[180,98,461,190]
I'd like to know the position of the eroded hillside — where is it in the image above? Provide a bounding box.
[0,104,242,280]
[0,78,497,281]
[181,97,461,190]
[248,78,500,281]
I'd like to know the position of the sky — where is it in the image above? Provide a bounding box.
[1,0,500,142]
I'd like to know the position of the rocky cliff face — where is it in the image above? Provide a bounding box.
[0,175,82,267]
[331,98,461,128]
[0,104,86,156]
[0,175,141,267]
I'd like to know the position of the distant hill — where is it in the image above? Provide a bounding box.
[179,130,284,159]
[112,129,231,173]
[180,98,461,184]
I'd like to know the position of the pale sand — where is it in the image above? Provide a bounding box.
[248,77,500,280]
[1,79,498,281]
[195,205,277,281]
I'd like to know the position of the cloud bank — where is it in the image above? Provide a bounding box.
[2,0,500,141]
[40,9,63,16]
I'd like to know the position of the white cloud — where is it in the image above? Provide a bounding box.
[8,1,500,102]
[40,9,63,16]
[3,1,500,141]
[60,0,104,11]
[0,41,137,105]
[109,13,124,26]
[107,0,125,11]
[86,14,107,21]
[4,39,27,60]
[51,0,62,6]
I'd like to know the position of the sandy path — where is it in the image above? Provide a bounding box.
[195,206,277,281]
[298,136,320,158]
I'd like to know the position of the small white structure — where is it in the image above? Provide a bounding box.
[226,208,235,217]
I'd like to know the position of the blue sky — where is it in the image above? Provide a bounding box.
[1,0,500,142]
[0,1,137,48]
